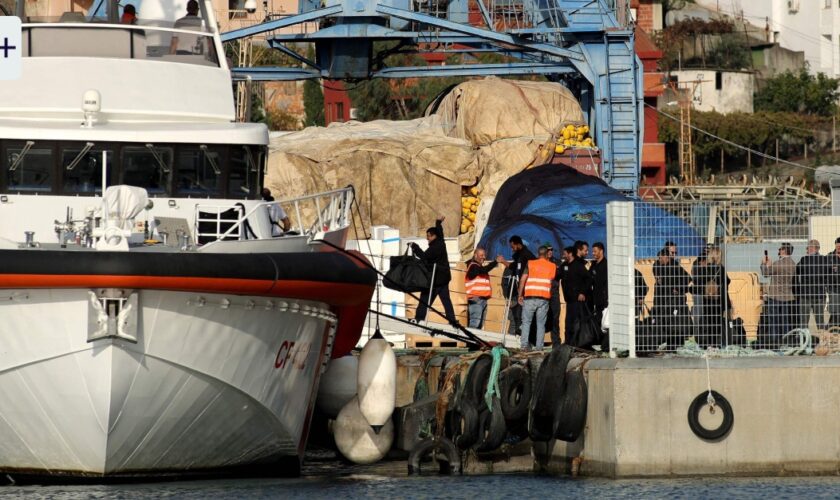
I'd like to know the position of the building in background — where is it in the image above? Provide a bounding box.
[661,70,754,114]
[693,0,840,77]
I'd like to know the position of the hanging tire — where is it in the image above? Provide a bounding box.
[528,408,555,442]
[463,355,493,403]
[526,345,573,443]
[553,369,588,442]
[474,397,507,452]
[687,390,734,442]
[499,364,532,422]
[445,399,480,450]
[407,437,462,475]
[530,345,572,416]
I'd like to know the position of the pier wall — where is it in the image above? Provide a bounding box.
[548,357,840,477]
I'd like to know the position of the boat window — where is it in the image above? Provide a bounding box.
[19,0,220,67]
[120,146,172,195]
[62,145,112,194]
[175,146,222,196]
[7,144,53,192]
[229,146,259,199]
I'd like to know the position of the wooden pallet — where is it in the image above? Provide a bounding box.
[405,333,466,349]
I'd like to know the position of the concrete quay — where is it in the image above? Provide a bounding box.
[547,356,840,477]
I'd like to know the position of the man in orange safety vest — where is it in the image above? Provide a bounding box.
[465,247,498,329]
[517,244,556,351]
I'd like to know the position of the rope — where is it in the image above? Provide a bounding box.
[350,194,381,336]
[312,242,491,349]
[484,345,510,412]
[704,351,715,408]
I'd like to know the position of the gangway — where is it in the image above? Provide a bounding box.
[364,313,521,349]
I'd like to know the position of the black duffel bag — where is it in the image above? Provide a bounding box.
[568,306,602,350]
[383,253,431,293]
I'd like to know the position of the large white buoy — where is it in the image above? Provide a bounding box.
[316,355,358,418]
[357,330,397,432]
[334,396,394,464]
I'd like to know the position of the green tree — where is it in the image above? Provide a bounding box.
[303,79,325,127]
[754,69,840,116]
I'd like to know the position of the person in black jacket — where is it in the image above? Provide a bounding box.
[590,242,608,329]
[797,239,826,330]
[652,247,692,347]
[496,235,535,336]
[692,245,730,348]
[411,216,457,325]
[563,242,594,343]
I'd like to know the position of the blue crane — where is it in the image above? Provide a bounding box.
[222,0,643,193]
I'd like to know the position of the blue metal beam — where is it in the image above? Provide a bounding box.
[374,5,584,61]
[374,63,575,78]
[231,67,322,81]
[221,5,343,42]
[267,40,320,69]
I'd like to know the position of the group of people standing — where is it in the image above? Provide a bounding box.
[407,221,608,351]
[469,236,608,351]
[644,237,840,350]
[648,241,731,349]
[758,237,840,346]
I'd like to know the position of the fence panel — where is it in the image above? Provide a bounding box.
[631,199,836,355]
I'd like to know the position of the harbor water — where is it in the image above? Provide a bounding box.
[4,461,840,499]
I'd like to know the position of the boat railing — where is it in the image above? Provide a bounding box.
[197,187,353,249]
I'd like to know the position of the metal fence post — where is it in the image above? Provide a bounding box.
[607,200,636,357]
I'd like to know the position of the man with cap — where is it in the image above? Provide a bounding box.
[517,244,555,351]
[761,242,796,347]
[543,243,563,346]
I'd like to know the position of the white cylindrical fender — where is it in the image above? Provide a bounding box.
[357,331,396,430]
[316,355,358,418]
[334,396,394,465]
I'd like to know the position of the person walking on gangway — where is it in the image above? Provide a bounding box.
[411,216,457,326]
[465,247,497,329]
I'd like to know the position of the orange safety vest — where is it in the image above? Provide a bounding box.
[523,259,554,299]
[465,262,492,299]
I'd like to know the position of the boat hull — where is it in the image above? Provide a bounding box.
[0,288,335,477]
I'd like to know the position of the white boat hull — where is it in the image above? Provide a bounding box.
[0,288,334,476]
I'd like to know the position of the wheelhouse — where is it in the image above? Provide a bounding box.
[0,140,265,199]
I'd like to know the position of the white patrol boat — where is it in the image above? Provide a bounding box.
[0,0,375,479]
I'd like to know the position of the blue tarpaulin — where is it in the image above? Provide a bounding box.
[478,165,704,260]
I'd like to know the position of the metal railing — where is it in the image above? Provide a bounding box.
[197,187,354,249]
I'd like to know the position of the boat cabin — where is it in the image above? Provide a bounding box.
[0,139,265,199]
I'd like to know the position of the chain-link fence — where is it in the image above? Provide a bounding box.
[611,199,840,355]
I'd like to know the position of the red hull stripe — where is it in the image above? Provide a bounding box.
[0,274,373,307]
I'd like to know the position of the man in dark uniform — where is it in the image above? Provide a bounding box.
[652,247,692,347]
[590,242,608,329]
[563,241,594,343]
[496,235,535,336]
